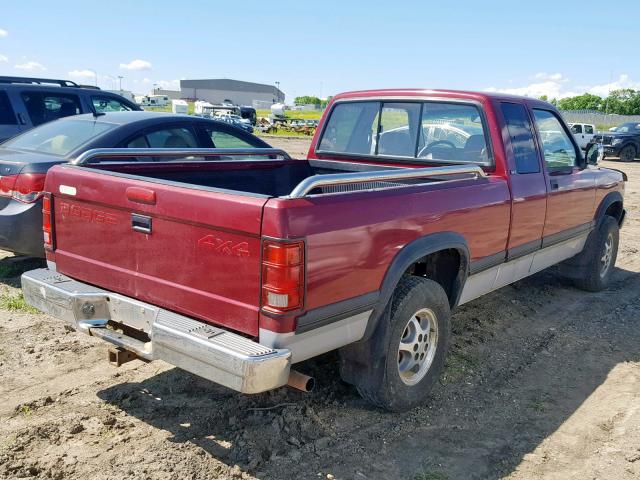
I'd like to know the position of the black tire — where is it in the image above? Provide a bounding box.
[619,144,636,162]
[339,277,451,411]
[571,216,619,292]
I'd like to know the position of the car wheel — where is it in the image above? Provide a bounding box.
[572,216,619,292]
[619,145,637,162]
[340,277,450,411]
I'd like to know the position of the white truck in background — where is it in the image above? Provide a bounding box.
[569,123,596,149]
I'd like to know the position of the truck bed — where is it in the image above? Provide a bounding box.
[91,158,403,197]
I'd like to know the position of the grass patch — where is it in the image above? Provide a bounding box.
[0,292,38,313]
[17,405,32,416]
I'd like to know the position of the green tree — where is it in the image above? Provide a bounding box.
[294,95,322,106]
[604,89,640,115]
[557,93,603,111]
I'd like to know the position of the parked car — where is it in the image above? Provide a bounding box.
[0,111,270,257]
[214,114,254,133]
[568,122,595,149]
[22,89,625,411]
[593,122,640,161]
[0,76,141,143]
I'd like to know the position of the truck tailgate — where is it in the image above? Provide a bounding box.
[46,165,267,336]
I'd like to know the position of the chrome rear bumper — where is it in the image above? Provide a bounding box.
[21,268,291,394]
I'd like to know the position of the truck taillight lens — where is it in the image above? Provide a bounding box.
[42,194,53,249]
[261,240,304,313]
[0,173,47,203]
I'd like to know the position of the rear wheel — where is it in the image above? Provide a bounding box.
[619,145,636,162]
[572,216,619,292]
[340,277,450,411]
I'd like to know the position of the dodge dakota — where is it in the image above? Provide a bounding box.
[22,89,626,411]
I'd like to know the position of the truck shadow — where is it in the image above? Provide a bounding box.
[0,254,45,288]
[97,265,640,479]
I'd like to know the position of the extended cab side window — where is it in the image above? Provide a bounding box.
[532,109,577,170]
[500,102,539,174]
[21,92,81,126]
[584,125,594,134]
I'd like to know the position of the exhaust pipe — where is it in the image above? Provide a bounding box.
[287,370,315,392]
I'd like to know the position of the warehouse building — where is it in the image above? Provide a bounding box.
[180,79,284,107]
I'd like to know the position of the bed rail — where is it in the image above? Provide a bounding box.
[286,164,487,198]
[70,147,292,165]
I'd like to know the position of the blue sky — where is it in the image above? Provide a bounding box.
[1,0,639,102]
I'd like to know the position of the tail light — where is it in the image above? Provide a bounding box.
[42,194,53,250]
[261,239,305,313]
[0,173,47,203]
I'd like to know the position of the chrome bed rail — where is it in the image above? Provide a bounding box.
[70,147,292,165]
[287,164,487,198]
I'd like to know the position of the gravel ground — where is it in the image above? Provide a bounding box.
[0,151,638,480]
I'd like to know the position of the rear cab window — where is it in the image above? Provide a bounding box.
[21,92,82,126]
[317,100,492,166]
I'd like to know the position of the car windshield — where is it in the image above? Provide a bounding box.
[3,119,116,156]
[615,123,640,133]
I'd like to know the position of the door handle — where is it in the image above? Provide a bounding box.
[550,180,559,190]
[131,214,152,234]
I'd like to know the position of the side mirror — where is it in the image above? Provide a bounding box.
[586,142,604,165]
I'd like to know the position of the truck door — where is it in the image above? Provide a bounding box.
[499,101,547,258]
[531,108,596,240]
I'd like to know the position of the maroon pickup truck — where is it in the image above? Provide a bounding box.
[22,89,626,411]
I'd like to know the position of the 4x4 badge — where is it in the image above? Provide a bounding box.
[198,235,250,257]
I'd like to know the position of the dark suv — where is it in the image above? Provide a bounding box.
[593,122,640,162]
[0,76,141,143]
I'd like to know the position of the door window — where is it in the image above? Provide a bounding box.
[208,129,253,148]
[570,124,583,134]
[0,91,17,125]
[127,127,198,149]
[500,103,540,174]
[584,125,594,134]
[21,92,81,126]
[532,109,577,169]
[92,96,134,112]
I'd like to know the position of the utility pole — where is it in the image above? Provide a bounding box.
[275,81,281,102]
[117,75,123,91]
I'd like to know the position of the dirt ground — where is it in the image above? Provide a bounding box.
[1,145,639,479]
